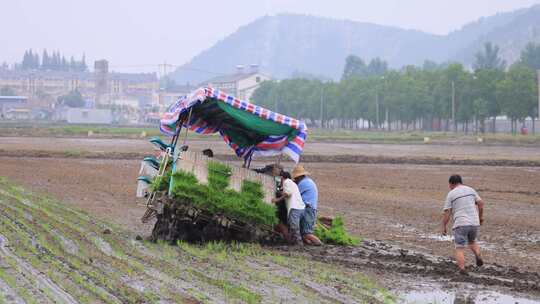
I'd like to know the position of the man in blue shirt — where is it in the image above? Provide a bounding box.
[292,165,322,246]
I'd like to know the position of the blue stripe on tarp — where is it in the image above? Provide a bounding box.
[264,135,288,143]
[285,142,301,155]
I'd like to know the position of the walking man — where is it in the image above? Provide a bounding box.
[292,165,322,246]
[442,174,485,272]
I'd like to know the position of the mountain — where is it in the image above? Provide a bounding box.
[172,14,444,83]
[450,5,540,65]
[172,5,540,84]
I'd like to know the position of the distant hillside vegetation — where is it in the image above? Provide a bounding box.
[172,5,540,83]
[451,5,540,65]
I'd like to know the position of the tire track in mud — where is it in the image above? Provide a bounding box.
[278,241,540,294]
[0,234,78,304]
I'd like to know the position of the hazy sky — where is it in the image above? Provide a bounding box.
[2,0,540,72]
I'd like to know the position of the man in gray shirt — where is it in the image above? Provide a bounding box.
[442,174,485,272]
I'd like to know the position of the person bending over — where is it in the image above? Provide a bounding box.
[272,171,305,245]
[293,165,322,246]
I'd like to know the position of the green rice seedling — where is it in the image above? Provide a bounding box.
[219,281,261,304]
[150,169,172,192]
[241,180,264,200]
[207,161,231,190]
[314,216,360,246]
[171,169,278,226]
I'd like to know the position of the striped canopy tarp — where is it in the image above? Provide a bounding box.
[160,87,307,163]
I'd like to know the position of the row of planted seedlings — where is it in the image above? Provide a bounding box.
[0,178,276,303]
[0,195,112,302]
[0,178,189,303]
[0,178,293,303]
[0,177,385,303]
[0,185,149,302]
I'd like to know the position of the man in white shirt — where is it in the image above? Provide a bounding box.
[272,171,305,245]
[442,174,485,272]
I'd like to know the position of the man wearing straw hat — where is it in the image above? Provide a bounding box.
[292,165,322,246]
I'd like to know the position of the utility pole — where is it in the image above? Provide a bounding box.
[376,76,385,130]
[375,86,380,129]
[537,70,540,120]
[536,70,540,134]
[319,84,324,128]
[158,61,175,80]
[385,107,389,131]
[452,80,456,133]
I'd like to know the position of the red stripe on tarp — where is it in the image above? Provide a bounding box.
[256,141,287,149]
[261,108,268,119]
[293,137,305,148]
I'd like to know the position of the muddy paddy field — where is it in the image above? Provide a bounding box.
[0,136,539,303]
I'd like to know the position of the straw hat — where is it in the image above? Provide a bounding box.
[292,165,310,179]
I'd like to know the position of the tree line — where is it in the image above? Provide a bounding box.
[19,49,87,72]
[252,42,540,134]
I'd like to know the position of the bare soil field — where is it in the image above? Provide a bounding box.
[1,136,540,159]
[1,137,540,302]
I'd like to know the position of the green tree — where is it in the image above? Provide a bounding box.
[367,58,388,77]
[422,60,441,72]
[342,55,368,80]
[32,52,40,69]
[250,54,537,135]
[496,65,537,134]
[80,53,87,72]
[472,98,489,133]
[519,42,540,71]
[61,56,68,71]
[473,69,504,133]
[473,42,506,71]
[69,56,76,71]
[21,50,31,70]
[58,90,85,108]
[42,49,50,70]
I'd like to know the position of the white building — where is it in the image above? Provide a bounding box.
[111,98,140,109]
[55,107,112,124]
[0,95,28,117]
[151,84,195,111]
[201,65,271,101]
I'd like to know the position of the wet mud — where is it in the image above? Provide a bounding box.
[274,240,540,295]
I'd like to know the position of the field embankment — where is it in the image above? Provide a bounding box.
[2,123,540,146]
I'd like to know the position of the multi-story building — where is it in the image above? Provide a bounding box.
[0,95,28,118]
[151,84,195,111]
[201,64,270,101]
[0,60,159,107]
